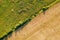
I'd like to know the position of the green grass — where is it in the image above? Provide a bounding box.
[0,0,59,39]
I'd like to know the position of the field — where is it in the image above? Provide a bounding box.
[7,2,60,40]
[0,0,59,39]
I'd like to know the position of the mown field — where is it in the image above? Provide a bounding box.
[0,0,58,39]
[6,2,60,40]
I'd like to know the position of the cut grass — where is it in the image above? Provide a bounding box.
[0,0,59,39]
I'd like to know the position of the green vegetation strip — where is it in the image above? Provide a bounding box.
[0,0,59,39]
